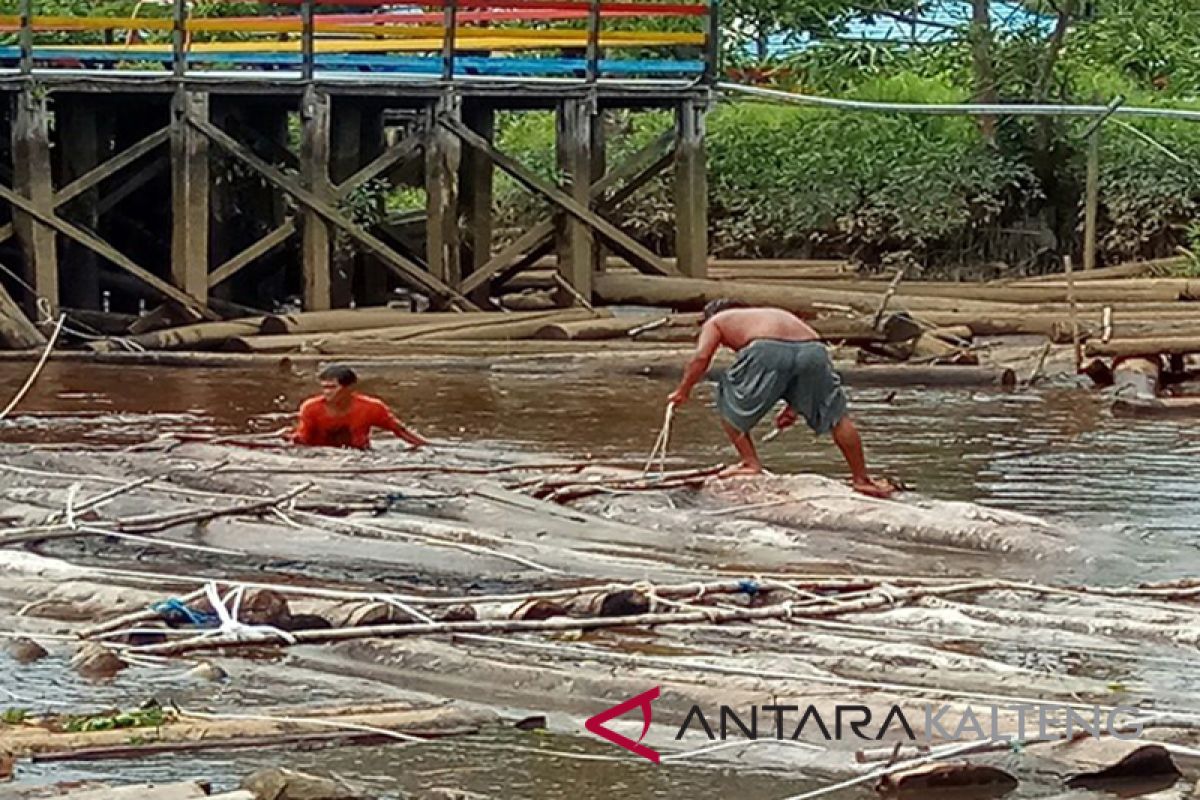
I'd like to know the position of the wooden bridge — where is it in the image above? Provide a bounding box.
[0,0,716,322]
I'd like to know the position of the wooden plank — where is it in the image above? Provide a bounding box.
[170,91,211,304]
[555,97,595,303]
[208,219,297,288]
[0,181,217,320]
[426,95,462,288]
[188,114,477,310]
[0,126,170,248]
[459,131,676,296]
[441,115,676,278]
[674,97,707,278]
[301,87,332,310]
[11,90,59,314]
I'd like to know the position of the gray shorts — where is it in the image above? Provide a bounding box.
[715,339,848,435]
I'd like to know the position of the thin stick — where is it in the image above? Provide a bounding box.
[1027,341,1052,386]
[552,272,598,314]
[0,314,64,421]
[871,267,906,329]
[115,484,312,534]
[1065,255,1081,372]
[80,587,208,639]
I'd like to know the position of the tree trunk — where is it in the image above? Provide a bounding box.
[970,0,998,145]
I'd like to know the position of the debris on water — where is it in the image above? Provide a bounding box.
[4,638,48,664]
[70,643,128,680]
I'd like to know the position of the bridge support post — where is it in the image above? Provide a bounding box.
[171,89,211,306]
[674,97,708,278]
[300,86,332,311]
[12,88,59,316]
[426,93,462,294]
[57,96,112,311]
[459,100,494,305]
[555,96,597,304]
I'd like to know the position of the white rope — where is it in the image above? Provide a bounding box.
[189,581,297,646]
[0,312,65,421]
[643,402,675,477]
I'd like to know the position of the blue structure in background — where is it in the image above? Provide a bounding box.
[761,0,1055,59]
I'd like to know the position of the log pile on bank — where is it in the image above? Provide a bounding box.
[1,256,1199,399]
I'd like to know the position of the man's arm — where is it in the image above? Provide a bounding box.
[668,320,722,405]
[376,404,429,448]
[291,401,318,445]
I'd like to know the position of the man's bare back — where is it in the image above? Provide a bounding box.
[708,307,819,351]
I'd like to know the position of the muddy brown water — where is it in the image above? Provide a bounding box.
[2,361,1199,798]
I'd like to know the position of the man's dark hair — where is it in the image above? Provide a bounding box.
[319,364,358,386]
[703,298,744,321]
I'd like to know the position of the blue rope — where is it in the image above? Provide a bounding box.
[737,579,760,595]
[151,598,219,627]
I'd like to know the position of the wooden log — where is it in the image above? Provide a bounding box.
[1021,256,1189,283]
[1050,320,1200,344]
[534,315,661,341]
[593,274,1013,316]
[1086,337,1200,358]
[773,279,1192,305]
[840,365,1016,388]
[63,308,139,336]
[5,704,495,759]
[87,318,264,352]
[259,308,498,336]
[405,309,599,341]
[1111,357,1161,399]
[225,310,599,353]
[1113,396,1200,417]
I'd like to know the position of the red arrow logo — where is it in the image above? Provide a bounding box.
[584,686,661,763]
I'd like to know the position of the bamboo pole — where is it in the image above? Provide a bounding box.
[1065,255,1081,371]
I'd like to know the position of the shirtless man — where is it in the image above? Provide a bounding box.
[292,364,429,450]
[668,300,896,498]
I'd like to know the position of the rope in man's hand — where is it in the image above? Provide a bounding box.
[642,402,676,478]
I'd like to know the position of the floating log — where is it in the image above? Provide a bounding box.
[87,318,264,352]
[1113,396,1200,417]
[225,310,599,353]
[7,704,494,760]
[593,274,1011,316]
[534,315,661,341]
[127,301,204,336]
[1086,337,1200,358]
[1050,321,1200,344]
[875,761,1018,796]
[840,365,1016,388]
[259,308,498,336]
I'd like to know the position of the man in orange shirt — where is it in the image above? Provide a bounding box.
[292,365,428,450]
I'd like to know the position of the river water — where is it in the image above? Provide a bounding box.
[2,360,1199,797]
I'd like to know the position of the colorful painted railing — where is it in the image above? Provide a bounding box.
[0,0,717,80]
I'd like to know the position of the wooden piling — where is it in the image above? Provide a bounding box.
[459,102,495,302]
[300,88,333,311]
[12,89,59,315]
[673,98,708,279]
[56,97,111,310]
[170,90,211,306]
[555,97,596,304]
[427,94,463,291]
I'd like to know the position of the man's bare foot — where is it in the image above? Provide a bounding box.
[851,476,899,499]
[718,461,764,478]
